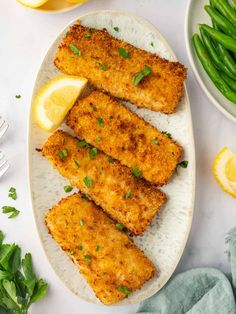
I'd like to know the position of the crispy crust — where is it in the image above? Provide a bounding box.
[66,91,183,186]
[54,24,187,114]
[41,130,166,235]
[45,193,156,304]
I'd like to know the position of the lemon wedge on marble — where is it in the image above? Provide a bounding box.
[16,0,49,8]
[34,75,87,132]
[213,147,236,198]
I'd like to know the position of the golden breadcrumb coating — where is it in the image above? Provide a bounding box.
[54,24,187,113]
[45,193,156,305]
[41,130,166,235]
[66,91,183,186]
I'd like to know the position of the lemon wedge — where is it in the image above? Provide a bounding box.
[34,75,87,132]
[16,0,49,8]
[213,147,236,198]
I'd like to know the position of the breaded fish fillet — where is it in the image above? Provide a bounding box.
[42,130,166,235]
[45,193,156,304]
[54,24,187,114]
[66,91,183,186]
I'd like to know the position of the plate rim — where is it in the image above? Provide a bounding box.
[27,9,196,305]
[185,0,236,124]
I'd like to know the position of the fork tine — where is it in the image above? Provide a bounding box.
[0,161,9,178]
[0,120,9,139]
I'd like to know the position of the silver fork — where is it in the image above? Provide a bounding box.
[0,116,9,139]
[0,151,9,178]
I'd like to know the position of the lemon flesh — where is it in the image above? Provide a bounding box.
[66,0,88,3]
[16,0,49,8]
[213,147,236,197]
[34,75,87,132]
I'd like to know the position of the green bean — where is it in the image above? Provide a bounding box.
[192,33,236,103]
[204,5,236,39]
[211,0,236,26]
[200,24,236,53]
[221,72,236,91]
[200,27,236,79]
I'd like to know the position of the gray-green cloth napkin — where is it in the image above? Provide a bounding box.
[137,227,236,314]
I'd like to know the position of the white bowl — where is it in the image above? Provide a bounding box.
[185,0,236,123]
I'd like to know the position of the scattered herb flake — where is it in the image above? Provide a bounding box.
[98,117,104,128]
[58,149,68,159]
[66,31,71,36]
[84,255,92,264]
[118,47,130,58]
[70,250,75,255]
[89,147,99,160]
[74,160,80,168]
[98,63,107,71]
[151,139,158,145]
[133,65,152,86]
[77,140,90,148]
[84,33,92,39]
[114,26,119,32]
[69,43,81,56]
[83,176,93,188]
[77,244,83,250]
[125,190,132,199]
[15,95,21,99]
[92,106,97,112]
[95,245,100,252]
[96,136,102,142]
[79,219,84,226]
[81,193,89,199]
[151,42,154,47]
[117,285,131,294]
[108,156,114,163]
[8,187,17,200]
[64,185,73,193]
[178,160,189,169]
[116,223,125,231]
[2,206,20,219]
[162,131,172,139]
[131,167,142,178]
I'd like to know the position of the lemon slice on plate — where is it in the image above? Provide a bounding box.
[16,0,49,8]
[34,75,87,132]
[213,147,236,197]
[66,0,89,3]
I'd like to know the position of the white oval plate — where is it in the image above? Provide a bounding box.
[185,0,236,123]
[28,11,195,305]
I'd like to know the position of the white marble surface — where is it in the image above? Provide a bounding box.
[0,0,236,313]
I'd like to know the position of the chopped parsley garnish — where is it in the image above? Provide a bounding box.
[95,245,100,252]
[125,190,132,199]
[83,176,93,188]
[178,160,188,169]
[74,160,80,168]
[84,33,92,39]
[151,139,158,145]
[77,244,83,250]
[79,219,84,226]
[64,185,73,193]
[133,65,152,86]
[96,136,102,142]
[117,285,131,295]
[114,26,119,32]
[70,250,75,255]
[162,131,172,139]
[98,63,107,71]
[108,156,114,163]
[89,147,99,160]
[116,223,125,231]
[92,106,97,111]
[58,149,68,159]
[81,193,89,199]
[69,43,81,56]
[97,117,104,127]
[77,140,90,148]
[131,167,142,178]
[84,255,92,264]
[151,42,154,47]
[15,95,21,99]
[66,31,71,36]
[2,206,20,219]
[118,47,130,58]
[8,187,17,200]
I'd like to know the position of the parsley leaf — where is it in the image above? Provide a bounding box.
[83,176,93,188]
[117,285,131,294]
[162,131,172,139]
[2,206,20,219]
[116,223,125,231]
[178,160,188,169]
[133,65,152,86]
[69,43,81,56]
[114,26,119,32]
[8,187,17,200]
[118,47,130,58]
[98,63,107,71]
[89,147,99,160]
[131,167,142,178]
